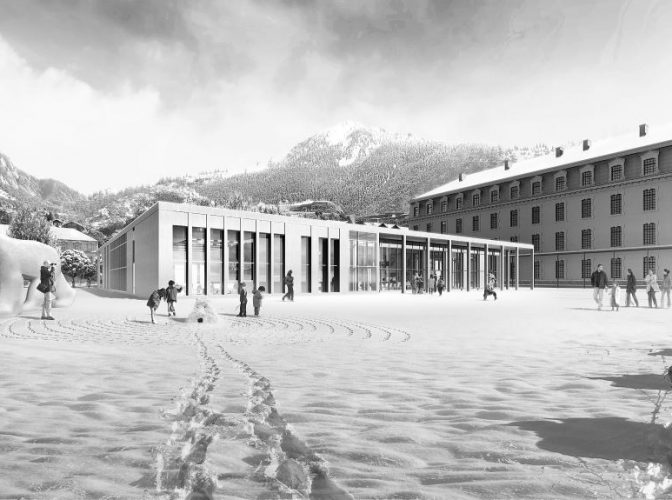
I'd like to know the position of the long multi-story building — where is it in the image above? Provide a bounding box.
[409,124,672,286]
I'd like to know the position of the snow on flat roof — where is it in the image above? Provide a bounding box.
[0,224,96,242]
[414,124,672,201]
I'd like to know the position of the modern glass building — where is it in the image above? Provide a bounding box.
[99,202,532,298]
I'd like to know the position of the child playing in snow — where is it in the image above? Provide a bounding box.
[147,288,166,324]
[253,285,265,316]
[610,281,621,311]
[166,280,183,317]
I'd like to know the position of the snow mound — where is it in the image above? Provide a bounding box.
[187,298,218,324]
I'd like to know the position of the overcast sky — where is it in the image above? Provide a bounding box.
[1,0,672,193]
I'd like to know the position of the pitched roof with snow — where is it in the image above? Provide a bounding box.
[413,124,672,201]
[0,224,96,242]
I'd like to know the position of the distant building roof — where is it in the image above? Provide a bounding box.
[413,124,672,201]
[0,224,96,242]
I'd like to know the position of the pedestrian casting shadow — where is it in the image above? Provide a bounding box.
[589,374,671,391]
[649,349,672,357]
[219,313,242,318]
[567,307,604,311]
[509,417,663,461]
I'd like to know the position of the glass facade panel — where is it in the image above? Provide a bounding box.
[273,234,285,293]
[431,244,447,282]
[227,230,240,293]
[242,231,255,284]
[173,226,187,291]
[379,239,402,290]
[191,227,206,295]
[208,229,223,295]
[405,240,426,292]
[330,239,340,292]
[300,236,311,293]
[349,231,377,291]
[110,232,128,291]
[258,233,270,291]
[451,247,466,289]
[319,238,329,292]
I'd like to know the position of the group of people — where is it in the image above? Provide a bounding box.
[146,270,298,322]
[411,273,446,295]
[591,264,672,311]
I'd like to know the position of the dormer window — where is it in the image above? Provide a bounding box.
[510,181,520,200]
[490,186,500,203]
[641,151,659,176]
[472,192,481,207]
[579,165,595,187]
[531,176,542,196]
[554,171,567,192]
[609,158,624,182]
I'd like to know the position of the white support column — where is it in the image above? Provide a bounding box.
[269,227,274,294]
[500,246,505,291]
[223,218,229,295]
[375,232,380,292]
[515,247,520,290]
[466,242,471,292]
[530,248,535,290]
[426,237,431,293]
[444,240,450,292]
[401,235,407,294]
[186,222,193,296]
[254,223,260,290]
[484,243,489,294]
[205,216,211,296]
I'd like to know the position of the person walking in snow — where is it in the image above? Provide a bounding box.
[238,282,248,317]
[166,280,183,316]
[428,274,436,295]
[645,268,660,308]
[610,281,621,311]
[483,272,497,301]
[625,268,639,307]
[590,264,608,310]
[662,269,671,308]
[39,260,56,320]
[282,270,294,302]
[253,285,264,316]
[437,276,445,296]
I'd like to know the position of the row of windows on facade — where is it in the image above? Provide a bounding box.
[413,157,659,217]
[539,256,658,281]
[414,189,658,233]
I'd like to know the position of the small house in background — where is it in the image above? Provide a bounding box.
[0,223,99,263]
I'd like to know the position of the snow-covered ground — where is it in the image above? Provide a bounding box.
[1,287,671,499]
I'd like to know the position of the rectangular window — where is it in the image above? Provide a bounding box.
[472,193,481,207]
[472,216,480,232]
[581,198,592,218]
[426,223,432,232]
[441,201,447,213]
[510,185,519,199]
[643,223,656,245]
[413,225,419,231]
[427,203,433,215]
[582,259,592,279]
[534,261,540,280]
[555,260,565,279]
[555,231,565,251]
[208,229,224,295]
[242,231,255,284]
[610,194,622,215]
[300,236,311,293]
[490,213,498,229]
[413,207,419,217]
[644,256,656,276]
[227,230,240,291]
[440,221,447,234]
[532,181,542,195]
[456,218,463,234]
[555,202,565,222]
[510,209,518,227]
[456,197,463,210]
[510,236,519,242]
[643,188,656,210]
[611,258,622,279]
[581,229,592,249]
[531,234,540,252]
[643,158,657,176]
[555,176,566,191]
[257,233,271,293]
[581,171,593,186]
[490,190,499,203]
[532,206,540,224]
[611,164,623,181]
[273,234,285,293]
[610,226,622,247]
[190,227,206,295]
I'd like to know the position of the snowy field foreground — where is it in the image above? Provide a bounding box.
[1,288,672,499]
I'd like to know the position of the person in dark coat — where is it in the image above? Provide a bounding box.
[147,288,166,324]
[238,282,248,317]
[625,268,639,307]
[590,264,608,310]
[437,276,445,296]
[165,280,183,316]
[39,260,56,320]
[282,270,294,302]
[253,285,264,316]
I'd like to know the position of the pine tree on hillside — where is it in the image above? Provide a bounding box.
[8,206,55,246]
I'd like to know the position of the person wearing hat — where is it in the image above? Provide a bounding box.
[662,268,671,308]
[39,260,56,320]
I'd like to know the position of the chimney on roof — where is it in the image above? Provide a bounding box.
[458,173,464,182]
[504,160,510,170]
[555,147,564,158]
[639,123,648,137]
[582,139,591,151]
